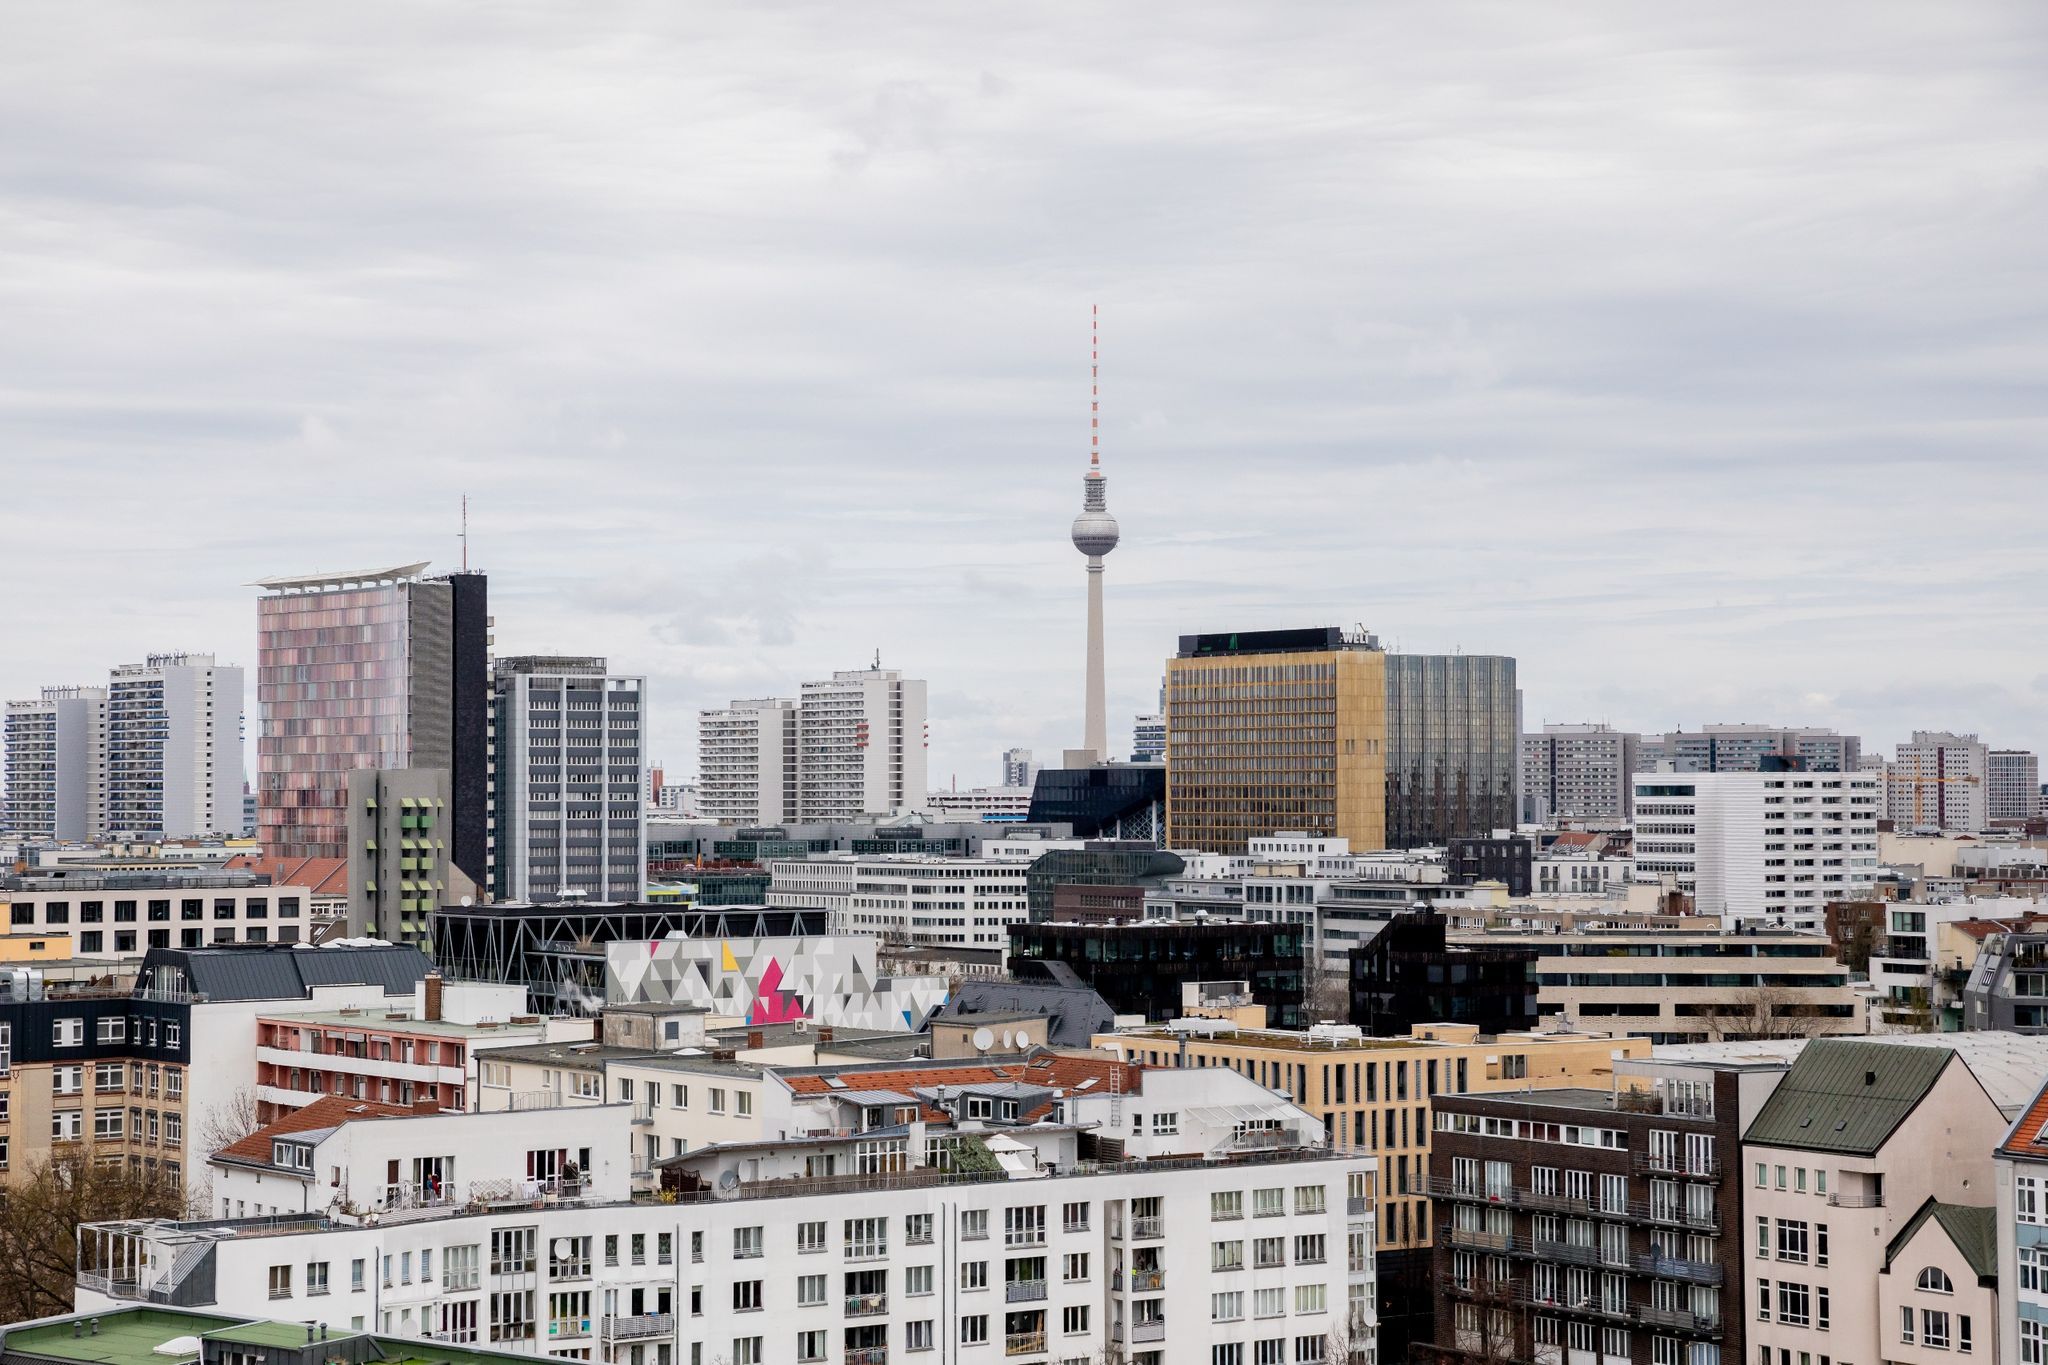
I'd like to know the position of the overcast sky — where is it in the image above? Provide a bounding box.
[3,3,2045,793]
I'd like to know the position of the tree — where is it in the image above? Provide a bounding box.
[196,1086,262,1156]
[1701,985,1838,1042]
[0,1152,187,1322]
[1304,967,1352,1026]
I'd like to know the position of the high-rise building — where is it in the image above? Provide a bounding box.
[1989,748,2041,822]
[1652,724,1861,773]
[253,564,489,882]
[1632,767,1881,930]
[1887,730,1990,832]
[795,664,927,820]
[697,697,797,824]
[1517,722,1640,824]
[1070,303,1119,764]
[3,685,107,841]
[345,766,477,945]
[1130,714,1165,764]
[491,656,646,904]
[1001,746,1037,788]
[105,653,243,839]
[1381,652,1519,850]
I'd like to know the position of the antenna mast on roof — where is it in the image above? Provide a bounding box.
[460,494,469,572]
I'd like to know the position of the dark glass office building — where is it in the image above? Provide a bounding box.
[1347,910,1538,1036]
[1026,764,1165,840]
[1383,652,1518,849]
[1006,919,1309,1028]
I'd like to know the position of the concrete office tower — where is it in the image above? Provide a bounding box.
[1633,767,1881,931]
[697,698,798,824]
[346,767,478,945]
[1518,722,1640,824]
[1989,749,2041,822]
[1130,714,1165,764]
[2,686,107,840]
[490,656,646,904]
[254,564,489,882]
[1654,724,1861,773]
[1166,627,1388,855]
[1382,652,1519,849]
[1887,730,1990,832]
[1001,747,1038,788]
[106,653,243,839]
[796,664,927,820]
[1070,304,1120,765]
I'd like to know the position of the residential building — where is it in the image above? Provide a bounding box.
[696,697,797,824]
[1740,1039,2010,1365]
[1450,926,1862,1044]
[1632,769,1881,931]
[80,1060,1378,1365]
[1963,927,2048,1032]
[765,852,1032,947]
[1418,1066,1753,1365]
[1165,627,1518,854]
[1878,1199,1999,1365]
[1519,723,1641,824]
[0,1305,547,1365]
[105,654,244,840]
[1447,834,1533,897]
[1002,747,1038,789]
[1651,726,1863,775]
[1,871,317,959]
[1888,732,1991,833]
[345,768,473,947]
[3,686,107,840]
[923,786,1035,822]
[431,901,826,1016]
[1008,918,1311,1027]
[254,564,489,884]
[795,664,928,820]
[1131,715,1165,764]
[491,656,647,904]
[1994,1074,2048,1361]
[1991,750,2042,822]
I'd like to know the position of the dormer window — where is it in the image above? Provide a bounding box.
[967,1098,992,1120]
[1000,1100,1020,1122]
[273,1140,313,1171]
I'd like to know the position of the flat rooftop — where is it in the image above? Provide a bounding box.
[1107,1027,1626,1054]
[259,1009,543,1038]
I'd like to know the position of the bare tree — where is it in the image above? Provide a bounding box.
[1702,985,1838,1042]
[196,1086,262,1156]
[0,1152,186,1321]
[1304,967,1352,1026]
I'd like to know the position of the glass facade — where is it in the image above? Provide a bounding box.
[1382,654,1518,850]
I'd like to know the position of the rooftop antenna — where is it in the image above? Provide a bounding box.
[460,494,469,571]
[1091,302,1099,472]
[873,648,882,670]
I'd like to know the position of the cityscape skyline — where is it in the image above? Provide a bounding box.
[2,5,2045,792]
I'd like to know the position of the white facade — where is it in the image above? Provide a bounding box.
[1887,731,1990,833]
[493,658,647,904]
[766,853,1030,947]
[1518,723,1639,824]
[81,1133,1375,1365]
[1990,749,2041,822]
[697,698,796,825]
[1001,747,1038,788]
[2,880,318,959]
[796,666,928,821]
[1632,770,1879,930]
[1130,715,1164,764]
[3,685,107,841]
[106,653,244,839]
[923,787,1034,821]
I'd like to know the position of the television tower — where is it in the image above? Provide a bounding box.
[1070,303,1120,762]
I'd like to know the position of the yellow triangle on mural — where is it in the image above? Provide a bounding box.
[721,940,738,972]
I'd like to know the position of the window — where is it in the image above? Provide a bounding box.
[1213,1191,1244,1220]
[1256,1288,1286,1319]
[1961,1314,1974,1353]
[962,1261,988,1291]
[845,1217,886,1259]
[907,1213,934,1245]
[1063,1306,1089,1335]
[1923,1310,1952,1350]
[961,1316,989,1346]
[1295,1284,1326,1314]
[95,1017,126,1045]
[907,1265,934,1297]
[1063,1253,1089,1282]
[268,1264,293,1299]
[1063,1201,1089,1232]
[797,1221,826,1254]
[797,1330,826,1363]
[962,1209,989,1240]
[1754,1162,1767,1188]
[797,1274,826,1306]
[1294,1234,1325,1264]
[1255,1237,1285,1269]
[1214,1240,1245,1271]
[1216,1348,1246,1365]
[53,1018,83,1047]
[1777,1281,1810,1327]
[1918,1266,1954,1294]
[1254,1187,1284,1217]
[731,1339,762,1365]
[1294,1185,1326,1214]
[709,1088,727,1114]
[1213,1291,1244,1322]
[306,1261,330,1296]
[732,1280,762,1312]
[1776,1220,1808,1263]
[733,1226,763,1259]
[906,1320,934,1353]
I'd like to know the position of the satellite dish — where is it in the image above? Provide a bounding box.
[718,1170,741,1192]
[972,1027,994,1053]
[551,1238,571,1257]
[1002,1030,1016,1050]
[461,895,474,907]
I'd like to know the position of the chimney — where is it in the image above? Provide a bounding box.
[818,1026,835,1044]
[424,970,444,1023]
[747,1030,765,1050]
[412,1097,441,1115]
[306,1325,316,1344]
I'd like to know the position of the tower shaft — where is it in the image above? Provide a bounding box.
[1084,557,1107,760]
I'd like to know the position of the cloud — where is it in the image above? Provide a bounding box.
[1,1,2046,790]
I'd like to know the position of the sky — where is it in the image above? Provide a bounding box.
[2,3,2045,793]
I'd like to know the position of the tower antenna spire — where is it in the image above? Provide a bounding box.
[1090,303,1100,470]
[460,494,469,571]
[1070,301,1119,763]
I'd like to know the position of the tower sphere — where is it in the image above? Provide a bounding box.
[1072,506,1120,558]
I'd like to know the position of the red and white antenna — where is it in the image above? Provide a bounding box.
[1090,303,1100,471]
[460,493,469,571]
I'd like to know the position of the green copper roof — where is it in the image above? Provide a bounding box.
[1742,1038,1954,1155]
[1887,1196,1999,1283]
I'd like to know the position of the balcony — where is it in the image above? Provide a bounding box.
[630,1100,654,1124]
[1348,1196,1371,1216]
[1111,1320,1167,1345]
[844,1350,887,1365]
[1127,1267,1164,1292]
[1633,1153,1721,1180]
[1005,1279,1048,1303]
[600,1314,674,1343]
[1126,1216,1163,1241]
[1005,1331,1048,1357]
[1827,1192,1884,1209]
[845,1294,888,1319]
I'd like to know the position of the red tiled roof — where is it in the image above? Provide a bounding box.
[1550,833,1599,849]
[2002,1079,2048,1157]
[216,1093,409,1164]
[228,854,348,896]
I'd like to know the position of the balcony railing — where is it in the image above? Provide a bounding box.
[1127,1216,1164,1240]
[844,1349,887,1365]
[1005,1279,1048,1303]
[1115,1320,1167,1344]
[1827,1192,1884,1208]
[1128,1267,1164,1292]
[845,1294,888,1318]
[1412,1177,1718,1231]
[1005,1331,1048,1357]
[1633,1153,1721,1179]
[600,1313,674,1343]
[1348,1196,1371,1216]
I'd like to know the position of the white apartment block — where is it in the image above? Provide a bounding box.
[1632,771,1879,930]
[765,853,1029,947]
[493,657,647,903]
[80,1083,1376,1365]
[1990,749,2041,822]
[1887,731,1990,833]
[3,685,107,840]
[106,653,244,839]
[3,879,317,959]
[697,699,796,825]
[1002,748,1038,788]
[923,787,1034,822]
[796,666,928,821]
[1518,724,1639,824]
